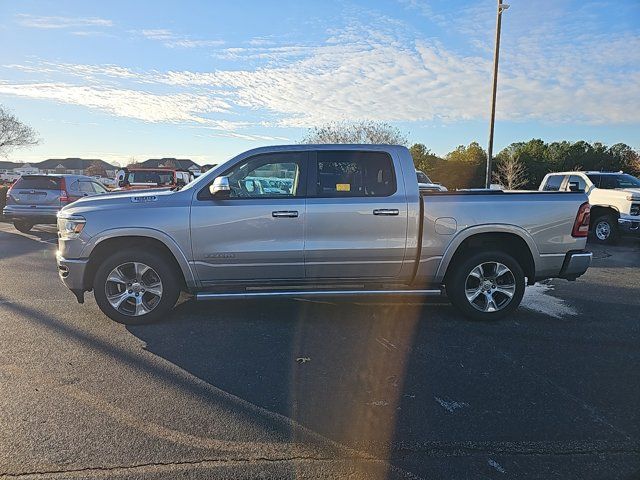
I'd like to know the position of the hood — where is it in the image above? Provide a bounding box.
[623,188,640,199]
[59,188,177,217]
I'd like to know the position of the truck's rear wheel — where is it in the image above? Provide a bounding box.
[93,249,180,324]
[447,251,525,320]
[13,220,33,233]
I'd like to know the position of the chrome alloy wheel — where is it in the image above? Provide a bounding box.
[595,221,611,241]
[464,262,516,313]
[104,262,163,316]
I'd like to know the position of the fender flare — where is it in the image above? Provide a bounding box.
[434,224,540,283]
[81,227,198,289]
[590,204,620,216]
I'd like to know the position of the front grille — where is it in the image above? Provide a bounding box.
[631,203,640,216]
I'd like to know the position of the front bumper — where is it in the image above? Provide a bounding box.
[559,250,592,280]
[618,218,640,235]
[56,252,89,300]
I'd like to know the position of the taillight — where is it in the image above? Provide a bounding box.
[59,177,69,203]
[572,202,591,238]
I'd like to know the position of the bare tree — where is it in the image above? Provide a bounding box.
[159,159,178,169]
[85,161,107,177]
[126,157,141,168]
[301,120,408,146]
[492,154,527,190]
[0,106,39,156]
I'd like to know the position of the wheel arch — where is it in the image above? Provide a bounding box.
[437,227,537,286]
[81,228,197,291]
[589,205,620,226]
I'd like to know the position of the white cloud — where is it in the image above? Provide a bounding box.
[0,82,231,124]
[15,14,112,29]
[2,13,639,130]
[397,0,446,24]
[138,28,224,48]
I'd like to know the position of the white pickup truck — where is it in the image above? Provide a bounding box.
[539,171,640,244]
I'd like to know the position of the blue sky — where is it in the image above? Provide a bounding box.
[0,0,639,166]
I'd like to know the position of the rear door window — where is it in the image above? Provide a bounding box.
[313,151,396,197]
[542,175,565,191]
[14,176,61,190]
[78,181,96,194]
[566,175,586,192]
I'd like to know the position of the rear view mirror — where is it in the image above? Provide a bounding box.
[209,176,230,198]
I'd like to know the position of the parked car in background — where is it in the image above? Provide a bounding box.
[416,170,447,192]
[56,144,591,324]
[2,174,108,233]
[115,168,193,191]
[93,176,116,189]
[0,172,21,183]
[539,171,640,244]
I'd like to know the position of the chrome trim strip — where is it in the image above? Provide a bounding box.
[196,289,444,300]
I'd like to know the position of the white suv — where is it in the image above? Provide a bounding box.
[539,171,640,244]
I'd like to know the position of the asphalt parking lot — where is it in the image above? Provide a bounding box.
[0,222,639,480]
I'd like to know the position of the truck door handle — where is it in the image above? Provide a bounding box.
[373,209,399,216]
[272,210,298,218]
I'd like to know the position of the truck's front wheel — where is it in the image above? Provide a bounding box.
[93,249,180,324]
[447,251,525,320]
[592,214,618,244]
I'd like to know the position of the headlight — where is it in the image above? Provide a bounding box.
[57,215,86,239]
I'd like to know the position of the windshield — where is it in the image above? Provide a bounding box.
[128,171,174,185]
[587,173,640,189]
[13,176,62,190]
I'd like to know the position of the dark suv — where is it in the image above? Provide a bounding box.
[2,174,108,233]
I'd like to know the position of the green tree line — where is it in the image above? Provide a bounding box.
[411,140,640,190]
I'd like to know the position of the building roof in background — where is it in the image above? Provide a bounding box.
[35,158,118,170]
[139,158,200,170]
[0,161,20,169]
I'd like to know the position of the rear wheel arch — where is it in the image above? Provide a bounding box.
[83,236,187,292]
[589,205,619,226]
[443,232,536,286]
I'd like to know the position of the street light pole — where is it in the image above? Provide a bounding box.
[485,0,509,188]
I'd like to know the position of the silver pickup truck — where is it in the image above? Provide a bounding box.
[56,145,592,324]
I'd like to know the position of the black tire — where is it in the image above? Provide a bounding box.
[591,214,618,244]
[93,248,181,325]
[13,220,34,233]
[447,250,526,321]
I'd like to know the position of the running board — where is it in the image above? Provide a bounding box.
[195,289,444,301]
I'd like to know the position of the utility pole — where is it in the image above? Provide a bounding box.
[486,0,509,188]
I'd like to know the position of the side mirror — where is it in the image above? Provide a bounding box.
[209,176,230,198]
